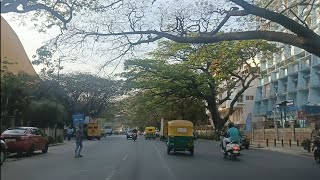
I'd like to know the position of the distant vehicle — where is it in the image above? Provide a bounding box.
[145,127,156,140]
[87,123,102,140]
[126,129,134,140]
[0,127,49,157]
[104,125,113,136]
[155,130,160,137]
[1,139,8,165]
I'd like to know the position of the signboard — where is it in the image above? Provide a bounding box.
[84,116,90,124]
[245,113,252,132]
[286,99,294,107]
[72,113,85,126]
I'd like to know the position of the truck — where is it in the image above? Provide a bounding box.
[86,118,106,140]
[160,118,168,141]
[104,123,113,136]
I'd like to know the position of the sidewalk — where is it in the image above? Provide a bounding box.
[251,141,314,158]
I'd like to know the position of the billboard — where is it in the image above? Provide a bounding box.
[72,113,85,126]
[245,113,252,132]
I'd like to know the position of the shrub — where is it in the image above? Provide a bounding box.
[48,136,55,144]
[55,135,64,143]
[301,139,311,152]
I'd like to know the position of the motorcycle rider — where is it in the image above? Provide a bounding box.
[222,122,240,151]
[311,125,320,151]
[311,125,320,139]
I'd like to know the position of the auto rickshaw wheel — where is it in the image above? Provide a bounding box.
[167,147,171,155]
[190,148,194,156]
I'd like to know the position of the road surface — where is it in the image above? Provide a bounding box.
[1,135,319,180]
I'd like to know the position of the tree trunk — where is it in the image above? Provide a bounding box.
[206,98,227,130]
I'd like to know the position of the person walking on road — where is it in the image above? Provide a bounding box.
[75,126,83,158]
[67,127,74,141]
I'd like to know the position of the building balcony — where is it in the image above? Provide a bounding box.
[300,55,311,71]
[288,64,299,75]
[312,56,320,67]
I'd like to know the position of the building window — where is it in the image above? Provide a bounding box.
[238,95,243,103]
[246,96,254,100]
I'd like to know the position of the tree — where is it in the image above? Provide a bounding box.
[117,91,208,129]
[41,72,122,118]
[22,100,68,128]
[3,1,319,56]
[122,40,277,129]
[43,0,319,61]
[1,72,39,127]
[1,0,123,29]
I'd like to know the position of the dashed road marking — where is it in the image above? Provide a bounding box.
[122,154,128,161]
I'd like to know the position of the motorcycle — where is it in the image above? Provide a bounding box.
[132,133,137,141]
[240,137,250,150]
[220,136,240,160]
[313,136,320,164]
[1,139,8,165]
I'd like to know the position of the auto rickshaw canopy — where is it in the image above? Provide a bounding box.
[167,120,193,136]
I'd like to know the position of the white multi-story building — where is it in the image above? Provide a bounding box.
[218,67,258,127]
[253,1,320,128]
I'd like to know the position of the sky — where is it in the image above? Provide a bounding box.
[2,14,127,77]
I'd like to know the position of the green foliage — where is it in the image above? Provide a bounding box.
[22,100,67,128]
[48,136,55,144]
[47,72,121,117]
[121,40,277,129]
[301,139,312,151]
[55,136,64,143]
[1,73,39,121]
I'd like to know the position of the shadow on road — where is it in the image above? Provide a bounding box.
[169,151,194,157]
[6,151,46,161]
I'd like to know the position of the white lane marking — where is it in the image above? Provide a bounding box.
[105,169,116,180]
[122,154,128,161]
[151,141,176,179]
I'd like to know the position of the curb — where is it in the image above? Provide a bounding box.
[252,146,314,158]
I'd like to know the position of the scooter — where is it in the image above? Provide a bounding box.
[220,137,240,160]
[132,133,137,141]
[313,136,320,164]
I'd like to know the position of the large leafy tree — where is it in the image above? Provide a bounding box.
[37,0,318,61]
[40,72,122,118]
[117,92,208,129]
[122,40,277,129]
[3,0,318,56]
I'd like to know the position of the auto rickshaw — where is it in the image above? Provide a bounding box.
[144,127,156,140]
[166,120,194,155]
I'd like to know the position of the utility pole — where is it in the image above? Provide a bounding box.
[54,57,62,139]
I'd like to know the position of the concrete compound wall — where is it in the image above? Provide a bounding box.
[252,128,312,141]
[40,128,64,138]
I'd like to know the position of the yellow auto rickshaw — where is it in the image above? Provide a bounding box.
[144,126,156,140]
[166,120,194,155]
[87,123,101,140]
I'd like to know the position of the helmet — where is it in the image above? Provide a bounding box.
[228,122,234,129]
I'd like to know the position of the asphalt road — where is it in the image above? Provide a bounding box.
[1,135,319,180]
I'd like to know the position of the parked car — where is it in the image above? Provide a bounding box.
[1,139,8,165]
[0,127,49,157]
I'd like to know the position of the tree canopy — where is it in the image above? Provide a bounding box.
[121,40,277,129]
